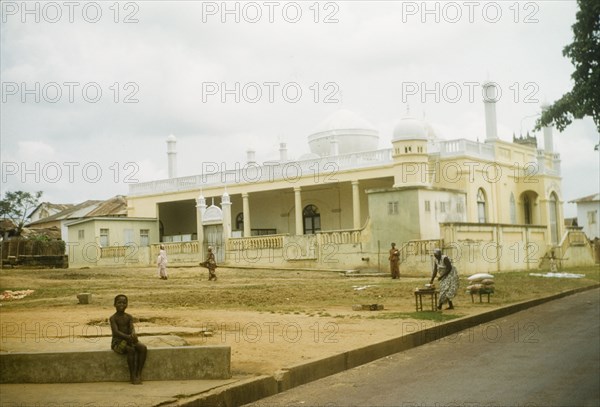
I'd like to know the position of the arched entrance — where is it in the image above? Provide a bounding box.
[202,204,225,262]
[519,190,539,225]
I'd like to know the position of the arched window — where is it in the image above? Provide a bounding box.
[477,188,487,223]
[523,195,532,225]
[235,213,243,231]
[549,192,559,244]
[510,193,516,224]
[303,204,321,234]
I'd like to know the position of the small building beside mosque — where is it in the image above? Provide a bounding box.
[67,82,596,272]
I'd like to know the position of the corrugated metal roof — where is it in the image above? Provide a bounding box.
[85,195,127,217]
[26,200,103,225]
[569,193,600,203]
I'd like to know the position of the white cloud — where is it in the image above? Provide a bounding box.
[1,1,597,217]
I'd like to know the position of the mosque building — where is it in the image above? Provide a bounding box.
[67,82,595,273]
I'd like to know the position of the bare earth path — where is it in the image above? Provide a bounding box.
[1,266,598,377]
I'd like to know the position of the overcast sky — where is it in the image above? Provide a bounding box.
[1,0,598,218]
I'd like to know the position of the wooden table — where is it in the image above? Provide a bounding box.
[414,289,439,311]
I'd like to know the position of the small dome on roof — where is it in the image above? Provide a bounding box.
[392,116,427,141]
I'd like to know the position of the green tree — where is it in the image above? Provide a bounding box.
[0,191,43,236]
[535,0,600,145]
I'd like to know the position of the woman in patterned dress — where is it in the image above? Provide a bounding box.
[429,248,459,310]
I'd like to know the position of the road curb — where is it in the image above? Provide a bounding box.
[172,283,600,407]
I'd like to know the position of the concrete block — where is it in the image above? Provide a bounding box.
[184,375,278,407]
[276,353,347,392]
[346,336,413,369]
[77,293,92,304]
[352,304,384,311]
[0,346,231,384]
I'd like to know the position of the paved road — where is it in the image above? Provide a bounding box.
[245,288,600,407]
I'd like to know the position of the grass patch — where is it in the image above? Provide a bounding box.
[368,311,461,322]
[0,265,597,313]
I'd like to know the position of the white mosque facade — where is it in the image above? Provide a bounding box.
[67,84,596,272]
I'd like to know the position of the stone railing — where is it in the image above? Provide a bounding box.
[556,227,588,256]
[435,139,495,160]
[316,229,362,245]
[100,246,128,259]
[549,227,595,268]
[226,234,286,251]
[129,149,393,196]
[150,241,200,260]
[398,239,442,262]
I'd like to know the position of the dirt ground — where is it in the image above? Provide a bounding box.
[0,305,487,376]
[1,265,596,377]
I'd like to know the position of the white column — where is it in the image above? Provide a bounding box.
[242,193,251,237]
[221,192,232,240]
[294,186,303,235]
[167,134,177,178]
[351,180,361,229]
[329,137,339,157]
[195,193,206,259]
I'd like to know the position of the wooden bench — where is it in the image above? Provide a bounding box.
[468,288,494,303]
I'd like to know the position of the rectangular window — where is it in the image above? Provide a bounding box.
[425,200,431,212]
[140,229,150,246]
[388,201,399,215]
[78,230,84,240]
[99,228,109,247]
[588,210,597,225]
[123,229,134,245]
[440,202,446,213]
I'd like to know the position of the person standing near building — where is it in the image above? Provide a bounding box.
[429,248,459,310]
[157,244,168,280]
[200,246,218,281]
[389,242,400,279]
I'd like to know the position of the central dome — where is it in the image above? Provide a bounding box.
[308,109,379,157]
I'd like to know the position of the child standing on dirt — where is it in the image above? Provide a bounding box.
[109,294,147,384]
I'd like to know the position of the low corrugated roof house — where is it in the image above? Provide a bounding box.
[26,196,128,240]
[27,202,75,223]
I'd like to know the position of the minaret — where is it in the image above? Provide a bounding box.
[246,149,256,164]
[279,142,288,162]
[541,103,554,153]
[167,134,177,178]
[483,81,499,142]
